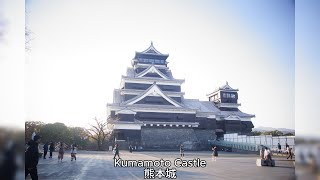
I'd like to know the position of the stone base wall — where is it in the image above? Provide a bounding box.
[194,130,216,150]
[141,128,216,150]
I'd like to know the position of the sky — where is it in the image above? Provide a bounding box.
[0,0,25,129]
[295,0,320,137]
[1,0,296,130]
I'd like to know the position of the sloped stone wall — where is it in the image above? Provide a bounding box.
[141,128,216,150]
[194,129,216,150]
[141,128,198,150]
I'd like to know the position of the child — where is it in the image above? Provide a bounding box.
[71,144,77,161]
[58,142,64,162]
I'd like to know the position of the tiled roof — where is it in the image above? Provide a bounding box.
[218,110,255,118]
[182,99,220,113]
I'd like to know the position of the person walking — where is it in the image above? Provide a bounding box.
[71,144,77,161]
[113,144,120,159]
[212,146,218,161]
[277,143,281,153]
[180,144,184,158]
[129,145,133,153]
[25,134,41,180]
[49,142,55,158]
[287,147,293,160]
[43,142,48,159]
[58,142,65,162]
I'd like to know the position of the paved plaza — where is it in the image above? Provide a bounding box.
[27,150,295,180]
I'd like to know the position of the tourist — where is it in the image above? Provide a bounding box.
[49,142,55,158]
[212,146,218,161]
[277,143,281,153]
[25,134,41,180]
[264,147,272,161]
[129,145,133,153]
[180,144,184,158]
[113,144,120,159]
[260,145,265,159]
[58,142,65,162]
[43,142,48,159]
[71,144,77,161]
[285,143,289,154]
[287,147,293,160]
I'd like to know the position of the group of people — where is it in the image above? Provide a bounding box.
[260,142,294,162]
[25,134,79,180]
[277,142,294,159]
[56,142,78,162]
[42,142,55,159]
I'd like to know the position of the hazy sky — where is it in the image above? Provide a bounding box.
[21,0,295,129]
[295,0,320,137]
[0,0,25,129]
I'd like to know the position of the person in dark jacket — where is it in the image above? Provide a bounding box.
[277,143,281,153]
[0,141,17,180]
[43,142,48,159]
[25,134,41,180]
[49,142,55,158]
[212,146,218,161]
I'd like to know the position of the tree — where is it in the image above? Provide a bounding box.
[40,122,71,144]
[251,131,262,136]
[283,132,294,136]
[86,117,110,151]
[262,130,284,136]
[69,127,89,149]
[25,121,45,142]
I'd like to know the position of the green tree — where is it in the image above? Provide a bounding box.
[283,132,294,136]
[25,121,45,142]
[250,131,262,136]
[262,130,284,136]
[40,122,71,144]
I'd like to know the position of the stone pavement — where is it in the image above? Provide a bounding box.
[26,150,295,180]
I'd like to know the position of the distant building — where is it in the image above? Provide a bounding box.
[107,42,255,149]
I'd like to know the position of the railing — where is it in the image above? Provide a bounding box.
[220,133,295,153]
[209,140,260,152]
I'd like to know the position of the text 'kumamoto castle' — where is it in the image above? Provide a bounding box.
[107,42,255,150]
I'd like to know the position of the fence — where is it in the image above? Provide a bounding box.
[211,133,295,152]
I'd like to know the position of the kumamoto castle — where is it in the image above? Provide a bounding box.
[107,42,255,150]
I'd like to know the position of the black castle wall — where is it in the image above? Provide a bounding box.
[135,112,196,122]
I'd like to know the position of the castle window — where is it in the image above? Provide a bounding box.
[231,94,236,98]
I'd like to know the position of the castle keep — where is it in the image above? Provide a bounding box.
[107,43,255,150]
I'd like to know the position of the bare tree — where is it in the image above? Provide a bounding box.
[86,117,109,151]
